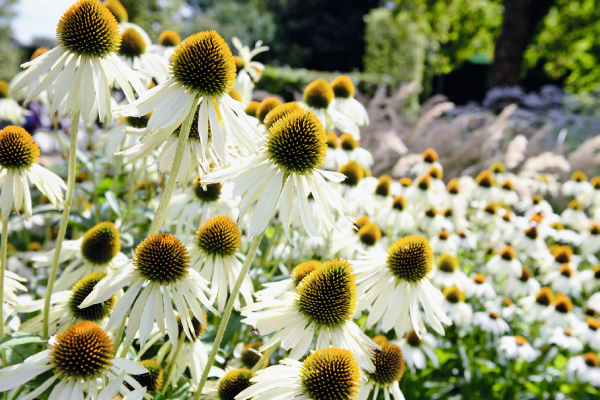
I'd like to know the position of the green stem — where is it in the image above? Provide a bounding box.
[0,218,9,368]
[148,97,198,236]
[8,386,24,400]
[161,331,186,394]
[42,112,80,338]
[192,232,265,400]
[250,342,279,373]
[112,314,127,352]
[88,127,100,224]
[121,162,137,227]
[107,155,123,221]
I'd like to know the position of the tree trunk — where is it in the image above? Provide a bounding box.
[488,0,555,89]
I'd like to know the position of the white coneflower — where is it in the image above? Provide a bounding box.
[118,22,170,85]
[511,225,549,259]
[562,170,594,206]
[561,199,589,231]
[9,48,51,104]
[579,264,600,293]
[577,318,600,351]
[10,0,146,123]
[405,174,439,211]
[540,245,579,273]
[302,78,360,138]
[499,179,519,206]
[0,80,29,124]
[149,30,181,59]
[33,221,127,291]
[519,286,555,322]
[543,263,582,297]
[430,253,471,292]
[376,195,415,237]
[580,222,600,255]
[441,285,472,336]
[337,160,374,216]
[232,341,269,371]
[255,260,322,300]
[232,37,268,105]
[117,30,261,166]
[548,327,583,353]
[236,347,361,400]
[241,258,379,372]
[540,293,579,328]
[487,245,523,278]
[547,220,581,246]
[80,233,218,349]
[165,177,234,240]
[352,236,451,338]
[517,193,553,216]
[396,330,439,372]
[0,321,147,399]
[0,126,65,221]
[330,75,369,127]
[444,178,468,214]
[410,149,442,177]
[505,269,541,298]
[429,229,459,255]
[357,341,406,400]
[18,271,117,335]
[470,273,496,299]
[473,310,510,335]
[188,215,253,312]
[470,170,497,203]
[568,352,600,386]
[333,133,374,169]
[499,335,538,362]
[202,109,352,244]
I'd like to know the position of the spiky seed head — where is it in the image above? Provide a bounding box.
[172,103,215,142]
[416,174,431,191]
[245,101,260,117]
[291,261,323,286]
[263,102,302,130]
[193,177,222,202]
[515,335,528,346]
[256,97,283,123]
[476,170,494,188]
[502,298,513,307]
[229,87,242,102]
[50,321,114,380]
[447,178,460,194]
[367,343,405,386]
[499,245,516,261]
[554,293,573,313]
[331,75,355,99]
[437,253,459,273]
[387,236,433,283]
[443,285,465,304]
[338,160,364,187]
[28,241,43,252]
[591,176,600,190]
[399,177,412,187]
[170,31,235,96]
[119,27,146,58]
[553,245,573,263]
[339,133,358,150]
[126,111,153,129]
[375,175,392,196]
[355,215,371,226]
[176,309,208,340]
[559,263,572,277]
[158,30,181,46]
[69,271,116,321]
[0,80,9,99]
[422,148,438,163]
[296,258,356,328]
[195,215,241,257]
[265,109,327,173]
[57,0,121,57]
[300,347,360,400]
[427,166,442,180]
[392,195,406,211]
[571,170,587,182]
[129,360,163,392]
[303,78,334,109]
[473,273,486,284]
[103,0,127,22]
[567,199,584,211]
[358,223,381,246]
[219,369,255,400]
[525,226,538,239]
[406,330,421,347]
[0,126,39,169]
[240,342,268,369]
[588,318,600,331]
[134,234,189,284]
[501,180,514,191]
[327,132,339,148]
[585,353,600,367]
[373,335,388,346]
[531,194,543,205]
[30,47,50,61]
[590,224,600,235]
[593,264,600,279]
[490,161,506,173]
[80,222,121,265]
[535,287,554,306]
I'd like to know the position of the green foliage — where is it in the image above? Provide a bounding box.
[0,0,19,80]
[525,0,600,93]
[118,0,185,40]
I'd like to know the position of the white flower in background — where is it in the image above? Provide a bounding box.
[242,259,379,372]
[562,170,594,206]
[203,109,352,244]
[232,37,269,105]
[487,245,523,278]
[0,80,30,124]
[9,48,52,104]
[548,327,583,353]
[429,229,459,255]
[33,221,127,291]
[329,133,374,170]
[353,236,451,338]
[499,179,520,206]
[149,30,182,59]
[470,273,496,299]
[188,215,253,312]
[302,78,360,138]
[561,199,589,231]
[405,175,439,211]
[568,353,600,386]
[499,335,538,362]
[376,195,416,237]
[580,222,600,255]
[19,271,118,336]
[236,347,361,400]
[118,22,170,85]
[116,30,261,165]
[504,269,541,298]
[579,264,600,293]
[441,285,472,336]
[522,172,560,197]
[544,263,582,297]
[0,321,147,399]
[540,293,579,328]
[0,126,65,221]
[576,318,600,351]
[411,149,443,177]
[10,0,146,123]
[330,75,369,127]
[473,310,510,335]
[430,253,471,292]
[470,170,498,203]
[357,341,407,400]
[396,330,439,372]
[80,233,218,349]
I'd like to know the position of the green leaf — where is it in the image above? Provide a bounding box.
[0,334,46,349]
[105,190,123,217]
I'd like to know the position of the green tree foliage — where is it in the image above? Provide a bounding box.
[0,0,19,80]
[119,0,184,40]
[525,0,600,93]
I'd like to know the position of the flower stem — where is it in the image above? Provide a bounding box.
[161,331,186,394]
[250,342,279,373]
[42,112,80,338]
[148,97,199,236]
[192,232,265,400]
[0,217,9,368]
[88,126,100,224]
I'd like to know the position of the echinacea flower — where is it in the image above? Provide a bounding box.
[236,347,361,400]
[0,126,65,221]
[118,23,170,85]
[255,260,322,300]
[548,327,583,353]
[410,149,442,177]
[0,321,148,399]
[430,253,471,292]
[499,335,538,362]
[562,170,594,206]
[473,311,510,335]
[127,359,164,392]
[188,215,253,312]
[486,245,523,278]
[231,37,269,105]
[357,342,406,400]
[442,285,472,336]
[116,30,260,164]
[33,221,127,291]
[568,352,600,386]
[80,233,218,349]
[10,0,146,123]
[352,235,451,338]
[0,80,30,124]
[330,76,369,127]
[396,330,439,371]
[241,258,379,372]
[202,108,352,244]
